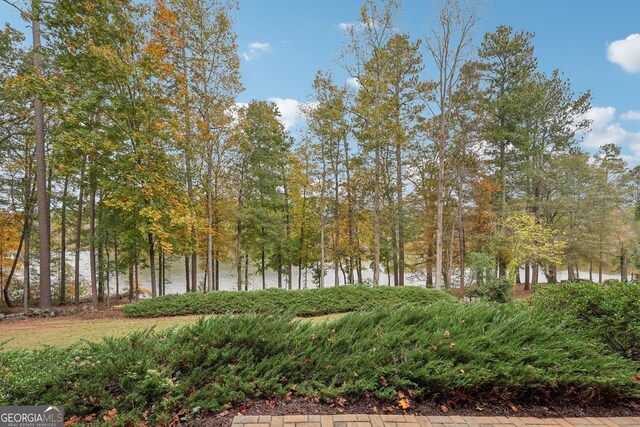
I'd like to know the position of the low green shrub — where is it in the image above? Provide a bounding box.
[531,281,640,360]
[466,277,513,303]
[122,286,456,318]
[2,302,638,425]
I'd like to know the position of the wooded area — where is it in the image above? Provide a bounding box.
[2,0,639,311]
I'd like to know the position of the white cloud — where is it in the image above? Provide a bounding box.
[242,41,272,61]
[338,22,354,31]
[269,98,303,130]
[621,110,640,121]
[578,106,640,165]
[584,106,616,132]
[607,34,640,73]
[248,42,271,52]
[346,77,362,88]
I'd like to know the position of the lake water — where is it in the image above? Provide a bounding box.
[59,252,622,296]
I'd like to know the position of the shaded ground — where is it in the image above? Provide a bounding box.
[182,397,640,427]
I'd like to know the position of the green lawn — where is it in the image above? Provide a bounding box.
[0,313,344,350]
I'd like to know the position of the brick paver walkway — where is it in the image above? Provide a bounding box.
[231,414,640,427]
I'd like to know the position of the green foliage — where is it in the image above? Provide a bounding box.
[122,286,455,317]
[467,277,512,303]
[465,252,495,286]
[531,281,640,360]
[2,302,638,425]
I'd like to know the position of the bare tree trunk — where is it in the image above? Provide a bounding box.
[59,176,69,303]
[128,264,133,301]
[134,258,139,301]
[24,217,30,312]
[114,237,119,297]
[32,7,51,310]
[89,190,98,309]
[185,256,190,293]
[396,134,404,287]
[373,143,381,287]
[261,239,266,290]
[621,245,628,282]
[207,184,213,293]
[524,261,530,291]
[598,233,603,283]
[236,217,242,291]
[181,44,198,295]
[391,227,399,286]
[105,244,110,306]
[244,253,249,291]
[343,135,355,285]
[215,253,219,291]
[277,254,282,289]
[567,264,575,282]
[426,243,434,288]
[148,233,156,298]
[3,215,27,307]
[74,157,86,306]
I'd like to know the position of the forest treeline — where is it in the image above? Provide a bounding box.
[1,0,639,310]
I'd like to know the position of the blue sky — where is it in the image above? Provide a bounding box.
[3,0,640,161]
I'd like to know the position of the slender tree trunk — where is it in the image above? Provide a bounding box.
[391,228,399,287]
[148,233,156,298]
[185,256,190,293]
[261,238,266,290]
[621,245,628,282]
[426,243,434,287]
[299,184,307,289]
[319,150,326,289]
[58,176,69,303]
[284,176,292,290]
[114,237,119,297]
[158,246,163,296]
[373,143,381,287]
[105,245,110,306]
[134,258,139,301]
[598,232,603,283]
[3,215,28,308]
[97,224,104,302]
[32,7,50,310]
[395,134,404,287]
[244,253,249,291]
[74,157,86,305]
[181,44,198,295]
[343,135,355,285]
[236,218,242,291]
[524,261,530,291]
[128,264,133,301]
[589,261,593,282]
[89,190,98,308]
[24,217,30,312]
[277,254,282,289]
[215,253,219,291]
[333,167,340,287]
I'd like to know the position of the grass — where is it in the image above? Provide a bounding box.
[122,285,456,318]
[1,301,638,426]
[0,315,212,350]
[0,313,346,350]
